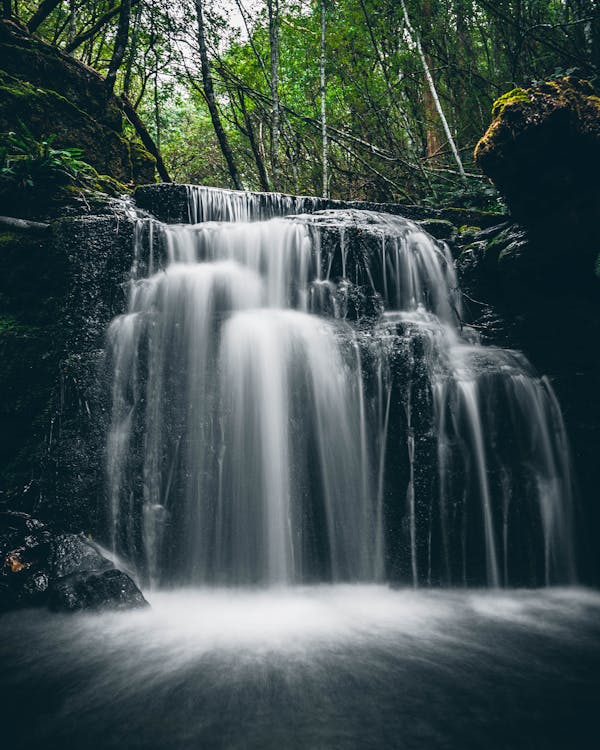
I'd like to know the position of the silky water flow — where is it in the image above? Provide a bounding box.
[106,188,576,589]
[3,187,596,750]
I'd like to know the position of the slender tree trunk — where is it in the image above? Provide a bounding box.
[68,0,76,43]
[320,0,329,198]
[105,0,131,96]
[422,71,443,158]
[267,0,280,190]
[194,0,243,190]
[2,1,12,20]
[120,95,172,183]
[123,1,142,97]
[239,92,271,191]
[400,0,466,179]
[28,0,62,33]
[66,0,141,55]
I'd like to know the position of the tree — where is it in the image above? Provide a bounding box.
[267,0,280,189]
[5,0,598,201]
[105,0,132,96]
[194,0,243,190]
[320,0,328,198]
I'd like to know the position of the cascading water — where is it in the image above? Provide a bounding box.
[106,189,575,588]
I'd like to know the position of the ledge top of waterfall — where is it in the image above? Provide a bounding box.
[134,183,505,227]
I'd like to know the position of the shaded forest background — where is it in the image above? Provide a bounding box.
[2,0,599,205]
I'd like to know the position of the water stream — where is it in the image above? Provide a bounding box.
[1,187,594,750]
[107,189,575,588]
[2,586,599,749]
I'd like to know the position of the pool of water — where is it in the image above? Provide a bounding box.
[2,586,599,749]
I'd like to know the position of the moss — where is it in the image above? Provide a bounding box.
[0,22,156,186]
[474,77,600,235]
[0,316,42,337]
[130,140,156,185]
[491,88,530,119]
[0,314,18,333]
[0,72,129,178]
[0,232,21,249]
[419,218,457,241]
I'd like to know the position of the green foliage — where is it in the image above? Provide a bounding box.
[421,177,506,213]
[0,126,95,195]
[5,0,599,205]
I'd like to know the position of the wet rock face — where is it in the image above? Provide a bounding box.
[456,220,600,583]
[469,81,600,572]
[0,512,147,613]
[475,78,600,247]
[0,203,146,535]
[134,183,504,228]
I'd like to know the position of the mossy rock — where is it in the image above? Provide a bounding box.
[419,218,457,241]
[474,78,600,241]
[457,225,482,244]
[0,20,156,187]
[491,88,530,119]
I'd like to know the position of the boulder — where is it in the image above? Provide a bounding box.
[474,78,600,250]
[0,512,147,613]
[49,569,148,612]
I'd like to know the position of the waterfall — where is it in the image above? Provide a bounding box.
[186,185,324,223]
[106,189,576,587]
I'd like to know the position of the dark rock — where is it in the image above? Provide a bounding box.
[419,218,457,241]
[457,219,600,583]
[0,511,147,613]
[475,77,600,252]
[49,569,148,612]
[134,183,505,228]
[0,20,156,187]
[0,203,155,524]
[50,533,110,578]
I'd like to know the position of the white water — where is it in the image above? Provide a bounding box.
[2,586,599,749]
[106,190,576,588]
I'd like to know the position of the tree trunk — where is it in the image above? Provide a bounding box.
[267,0,280,190]
[422,63,443,159]
[2,1,12,20]
[320,0,329,198]
[68,0,76,42]
[400,0,466,179]
[123,1,142,97]
[28,0,62,33]
[66,0,141,55]
[239,92,271,191]
[120,95,172,183]
[105,0,131,96]
[194,0,243,190]
[0,215,49,232]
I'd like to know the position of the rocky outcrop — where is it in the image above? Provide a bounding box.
[0,511,147,612]
[0,20,156,186]
[475,78,600,258]
[467,81,600,582]
[134,183,505,228]
[456,220,600,583]
[0,199,150,535]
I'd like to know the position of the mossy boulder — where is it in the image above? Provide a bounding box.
[0,20,156,186]
[419,218,457,241]
[474,78,600,239]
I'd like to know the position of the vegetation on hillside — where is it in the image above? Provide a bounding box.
[1,1,598,205]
